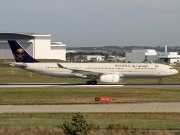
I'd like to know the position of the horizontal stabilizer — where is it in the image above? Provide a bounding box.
[10,62,27,68]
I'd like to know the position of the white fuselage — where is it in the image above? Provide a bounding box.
[22,63,178,79]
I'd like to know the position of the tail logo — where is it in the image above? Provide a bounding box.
[14,48,25,60]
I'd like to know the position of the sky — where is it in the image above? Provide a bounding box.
[0,0,180,47]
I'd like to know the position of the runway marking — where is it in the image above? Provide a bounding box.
[0,83,124,88]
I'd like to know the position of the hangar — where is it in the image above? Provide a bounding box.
[125,49,158,63]
[125,48,180,64]
[0,32,66,60]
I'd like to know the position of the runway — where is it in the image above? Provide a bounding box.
[0,102,180,113]
[0,83,124,88]
[0,83,180,89]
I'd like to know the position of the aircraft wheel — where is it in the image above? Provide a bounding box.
[158,79,162,84]
[91,81,97,85]
[86,81,91,85]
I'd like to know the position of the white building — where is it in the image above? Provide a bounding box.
[0,32,66,60]
[158,52,180,63]
[87,55,105,62]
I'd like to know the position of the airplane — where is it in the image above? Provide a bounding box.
[8,40,178,85]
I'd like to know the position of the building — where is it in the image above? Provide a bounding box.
[107,55,125,62]
[158,52,180,63]
[125,47,180,64]
[0,32,66,60]
[87,55,105,62]
[125,49,158,63]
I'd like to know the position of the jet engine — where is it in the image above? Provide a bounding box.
[100,74,122,83]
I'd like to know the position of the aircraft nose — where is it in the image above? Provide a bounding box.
[174,69,179,74]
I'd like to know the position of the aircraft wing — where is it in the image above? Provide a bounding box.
[57,63,103,75]
[10,62,27,68]
[57,63,124,77]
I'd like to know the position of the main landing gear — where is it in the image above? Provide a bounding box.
[86,80,97,85]
[158,78,162,84]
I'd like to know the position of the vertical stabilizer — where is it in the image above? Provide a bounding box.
[8,40,39,63]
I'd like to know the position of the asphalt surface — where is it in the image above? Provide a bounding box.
[0,102,180,113]
[0,83,180,89]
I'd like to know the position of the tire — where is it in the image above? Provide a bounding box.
[86,81,91,85]
[91,81,97,85]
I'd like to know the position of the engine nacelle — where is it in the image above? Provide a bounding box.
[100,74,122,83]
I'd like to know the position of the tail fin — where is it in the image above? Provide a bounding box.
[8,40,39,63]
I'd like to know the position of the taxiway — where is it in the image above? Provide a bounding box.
[0,102,180,113]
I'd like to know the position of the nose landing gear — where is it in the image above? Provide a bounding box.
[158,79,162,84]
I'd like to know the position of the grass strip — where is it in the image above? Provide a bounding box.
[0,87,179,105]
[0,113,179,129]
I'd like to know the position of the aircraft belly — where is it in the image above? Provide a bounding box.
[122,72,172,78]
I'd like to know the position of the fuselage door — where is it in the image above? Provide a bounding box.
[39,64,44,71]
[128,64,132,72]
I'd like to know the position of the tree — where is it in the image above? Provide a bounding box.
[62,113,90,135]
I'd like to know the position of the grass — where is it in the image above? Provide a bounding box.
[0,128,178,135]
[0,88,180,105]
[0,113,180,129]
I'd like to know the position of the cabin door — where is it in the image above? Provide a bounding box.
[39,64,44,71]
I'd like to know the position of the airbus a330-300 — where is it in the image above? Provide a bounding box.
[8,40,178,85]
